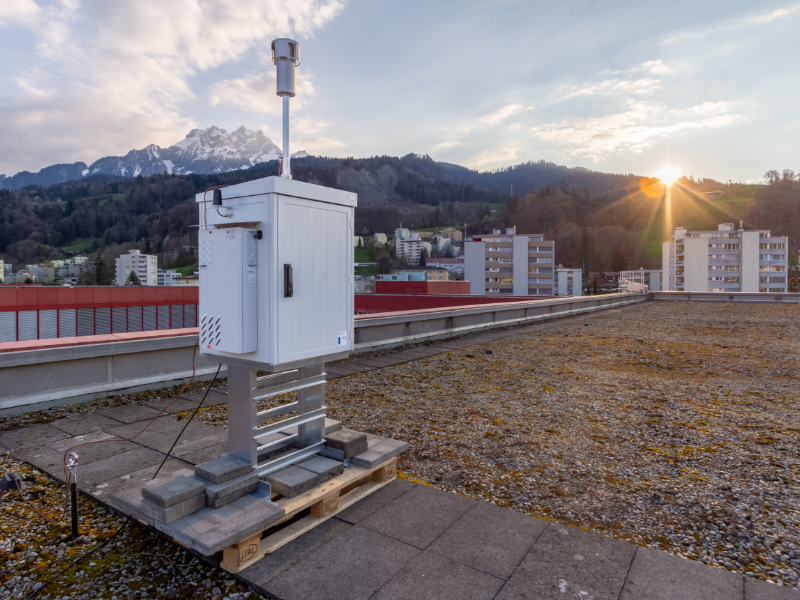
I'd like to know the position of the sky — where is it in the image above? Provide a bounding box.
[0,0,798,183]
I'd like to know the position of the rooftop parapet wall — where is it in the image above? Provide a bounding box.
[0,286,198,312]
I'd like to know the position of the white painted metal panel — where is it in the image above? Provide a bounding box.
[18,311,37,341]
[39,310,58,339]
[277,195,352,364]
[112,307,127,333]
[96,308,111,335]
[77,308,94,336]
[0,312,16,343]
[157,305,170,330]
[143,306,156,331]
[58,309,76,338]
[128,306,143,332]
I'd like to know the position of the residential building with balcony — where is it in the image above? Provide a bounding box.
[396,233,432,266]
[373,233,388,246]
[437,227,463,242]
[393,228,410,240]
[115,250,158,286]
[465,227,555,296]
[157,269,180,286]
[662,223,788,293]
[555,267,582,297]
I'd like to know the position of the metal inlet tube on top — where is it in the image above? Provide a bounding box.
[272,38,299,179]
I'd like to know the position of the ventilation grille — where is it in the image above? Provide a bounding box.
[200,314,222,348]
[199,234,213,267]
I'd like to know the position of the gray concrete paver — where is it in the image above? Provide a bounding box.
[176,442,229,466]
[0,423,71,452]
[241,518,352,587]
[141,397,201,414]
[495,522,636,600]
[49,413,125,436]
[427,501,547,580]
[75,446,170,487]
[335,478,415,524]
[96,404,163,424]
[102,416,228,457]
[372,551,505,600]
[619,546,742,600]
[265,524,419,600]
[744,577,799,599]
[359,484,474,549]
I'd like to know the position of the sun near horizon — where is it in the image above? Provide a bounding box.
[656,166,681,186]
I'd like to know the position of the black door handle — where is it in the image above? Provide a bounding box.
[284,264,293,297]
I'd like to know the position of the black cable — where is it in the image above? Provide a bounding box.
[24,366,222,600]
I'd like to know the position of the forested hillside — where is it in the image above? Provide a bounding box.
[0,154,796,277]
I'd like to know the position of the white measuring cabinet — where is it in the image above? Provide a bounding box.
[196,176,356,372]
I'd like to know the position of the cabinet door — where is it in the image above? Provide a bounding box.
[276,196,352,364]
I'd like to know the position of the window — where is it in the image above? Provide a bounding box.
[760,254,785,261]
[760,243,785,250]
[710,243,739,250]
[759,266,784,272]
[709,276,724,281]
[725,277,739,283]
[710,265,723,270]
[760,277,785,283]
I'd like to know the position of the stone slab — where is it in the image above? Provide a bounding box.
[50,414,125,436]
[359,484,474,550]
[0,423,71,453]
[142,474,206,508]
[372,551,504,600]
[155,494,285,555]
[195,455,252,484]
[745,577,799,599]
[428,501,547,580]
[619,546,742,600]
[280,418,342,436]
[97,404,164,424]
[350,434,409,469]
[336,478,416,525]
[47,431,118,453]
[496,522,636,599]
[91,459,190,501]
[141,493,205,524]
[176,442,228,466]
[266,466,320,499]
[207,481,258,509]
[296,456,343,484]
[104,417,227,458]
[323,428,367,459]
[142,398,202,414]
[26,436,139,469]
[75,446,171,488]
[109,467,196,526]
[266,524,419,600]
[241,518,352,586]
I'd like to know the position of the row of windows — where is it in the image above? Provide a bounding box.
[760,277,786,283]
[709,265,739,271]
[486,247,513,252]
[760,266,784,272]
[760,243,785,250]
[710,243,739,249]
[709,277,740,283]
[487,278,513,283]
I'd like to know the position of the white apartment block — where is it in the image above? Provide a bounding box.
[620,269,662,292]
[115,250,158,286]
[393,228,410,240]
[157,269,180,286]
[465,227,555,296]
[663,223,788,293]
[555,268,582,297]
[397,234,432,266]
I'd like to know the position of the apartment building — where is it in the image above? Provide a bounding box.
[115,249,158,286]
[555,268,582,297]
[620,269,662,291]
[396,234,432,266]
[373,233,388,246]
[438,227,463,242]
[465,227,555,296]
[157,269,180,286]
[411,231,434,240]
[393,228,410,240]
[663,223,788,293]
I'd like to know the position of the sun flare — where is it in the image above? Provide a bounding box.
[656,166,680,186]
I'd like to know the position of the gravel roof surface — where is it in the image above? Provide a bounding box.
[1,301,798,596]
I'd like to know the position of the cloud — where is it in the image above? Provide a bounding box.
[641,59,675,75]
[479,104,523,125]
[210,70,316,115]
[432,141,459,150]
[752,4,800,24]
[530,100,740,161]
[560,78,662,100]
[0,0,345,174]
[466,147,519,170]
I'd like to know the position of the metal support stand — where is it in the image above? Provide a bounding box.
[67,452,79,540]
[226,362,327,478]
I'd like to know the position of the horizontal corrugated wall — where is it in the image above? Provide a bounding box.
[0,303,198,342]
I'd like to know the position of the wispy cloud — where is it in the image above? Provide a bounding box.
[479,104,523,125]
[752,4,800,23]
[560,78,662,100]
[641,59,675,75]
[466,146,519,169]
[531,101,740,161]
[432,141,459,150]
[210,70,317,115]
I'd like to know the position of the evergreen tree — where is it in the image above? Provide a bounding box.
[127,270,141,286]
[95,254,104,284]
[144,238,153,255]
[420,246,428,266]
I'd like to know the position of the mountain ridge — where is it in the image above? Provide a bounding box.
[0,126,307,190]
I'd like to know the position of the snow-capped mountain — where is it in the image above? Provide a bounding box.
[0,126,308,190]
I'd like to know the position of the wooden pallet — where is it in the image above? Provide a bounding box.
[221,457,397,573]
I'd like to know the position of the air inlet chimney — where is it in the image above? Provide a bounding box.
[272,38,300,179]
